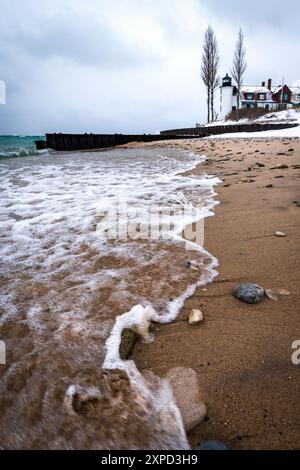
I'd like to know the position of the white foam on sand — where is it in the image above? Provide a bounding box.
[0,148,219,324]
[0,147,220,449]
[101,153,220,448]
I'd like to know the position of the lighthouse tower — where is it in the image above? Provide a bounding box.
[219,73,237,120]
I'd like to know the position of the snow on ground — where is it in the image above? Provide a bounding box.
[256,109,299,123]
[204,110,300,139]
[205,118,250,127]
[205,109,299,128]
[205,125,300,139]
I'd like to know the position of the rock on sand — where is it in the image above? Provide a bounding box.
[233,283,265,304]
[119,329,137,360]
[166,367,207,432]
[189,309,204,325]
[275,231,287,237]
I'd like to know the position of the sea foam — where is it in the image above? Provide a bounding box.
[0,146,219,449]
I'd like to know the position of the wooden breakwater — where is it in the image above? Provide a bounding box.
[160,122,298,137]
[37,133,198,152]
[35,122,298,151]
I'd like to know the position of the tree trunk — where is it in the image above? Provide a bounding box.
[207,89,210,123]
[236,84,240,120]
[211,89,214,122]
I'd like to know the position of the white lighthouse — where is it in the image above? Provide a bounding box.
[219,73,237,120]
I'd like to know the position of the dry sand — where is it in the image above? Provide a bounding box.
[125,136,300,450]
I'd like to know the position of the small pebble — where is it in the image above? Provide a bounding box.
[270,164,288,170]
[265,289,278,302]
[277,289,290,296]
[275,231,287,237]
[195,440,229,451]
[189,309,204,326]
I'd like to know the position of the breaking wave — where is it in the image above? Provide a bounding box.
[0,135,46,159]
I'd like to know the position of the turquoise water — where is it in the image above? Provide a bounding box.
[0,135,45,158]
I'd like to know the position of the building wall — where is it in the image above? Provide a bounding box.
[291,93,300,104]
[241,101,277,110]
[219,86,236,120]
[272,85,292,104]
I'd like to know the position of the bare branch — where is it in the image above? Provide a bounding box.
[231,28,247,113]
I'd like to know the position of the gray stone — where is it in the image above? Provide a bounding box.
[196,440,229,450]
[270,164,288,169]
[233,283,265,304]
[166,367,206,432]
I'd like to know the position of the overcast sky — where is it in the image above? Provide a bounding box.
[0,0,299,135]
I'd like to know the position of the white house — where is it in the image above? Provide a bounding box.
[219,74,299,120]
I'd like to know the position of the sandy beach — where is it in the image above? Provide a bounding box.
[124,136,300,450]
[0,134,299,450]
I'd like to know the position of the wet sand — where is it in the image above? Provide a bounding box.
[125,136,300,449]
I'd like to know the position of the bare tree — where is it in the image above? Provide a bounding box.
[201,27,212,123]
[201,26,220,123]
[209,30,220,122]
[231,28,247,118]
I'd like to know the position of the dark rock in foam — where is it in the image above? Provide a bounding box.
[119,329,137,360]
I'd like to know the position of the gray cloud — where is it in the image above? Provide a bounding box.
[0,0,299,135]
[203,0,300,33]
[8,13,154,69]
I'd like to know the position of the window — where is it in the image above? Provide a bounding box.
[259,93,266,100]
[245,93,254,100]
[283,93,289,101]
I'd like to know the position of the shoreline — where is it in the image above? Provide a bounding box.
[126,136,300,449]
